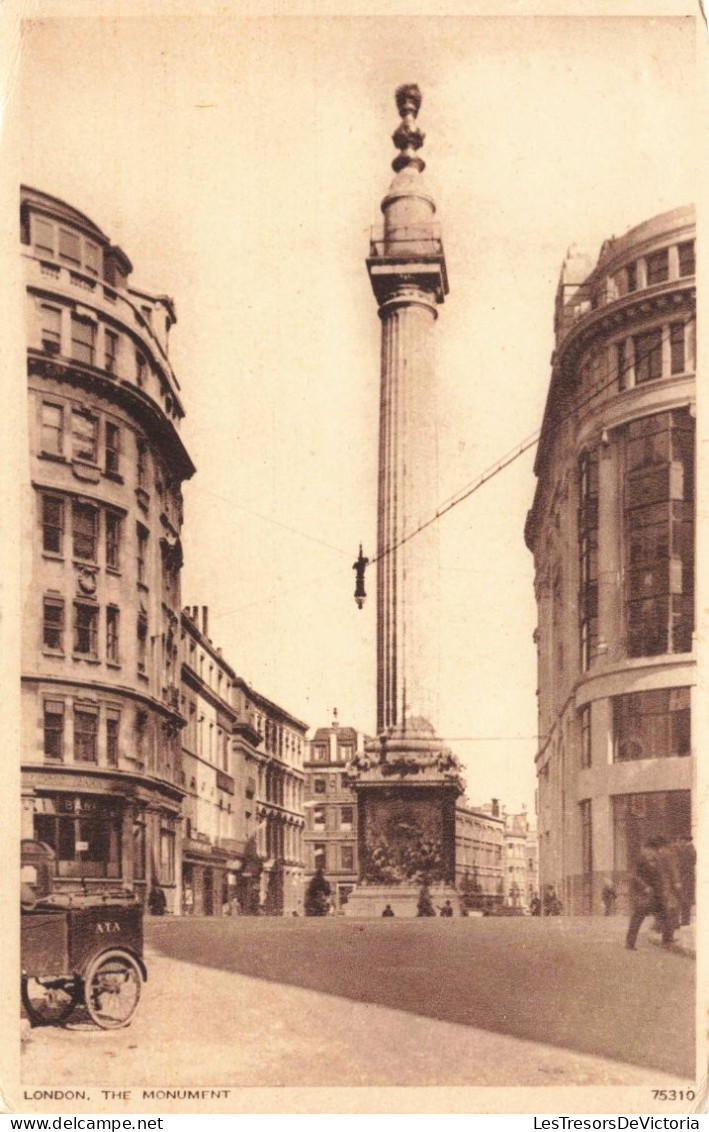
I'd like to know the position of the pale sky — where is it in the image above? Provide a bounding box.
[16,10,697,812]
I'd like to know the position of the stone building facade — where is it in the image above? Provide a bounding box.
[455,800,505,909]
[502,809,534,909]
[179,607,244,915]
[243,688,307,916]
[303,714,368,911]
[20,186,195,912]
[525,205,695,915]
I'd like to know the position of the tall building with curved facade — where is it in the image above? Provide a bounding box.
[20,186,195,911]
[525,205,695,915]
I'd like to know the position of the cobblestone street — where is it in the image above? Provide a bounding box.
[19,915,695,1092]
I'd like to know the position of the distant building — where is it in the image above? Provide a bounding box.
[524,816,539,905]
[303,712,368,911]
[179,607,245,915]
[180,607,308,917]
[526,205,695,914]
[20,186,195,911]
[455,799,505,909]
[247,688,308,916]
[501,808,536,909]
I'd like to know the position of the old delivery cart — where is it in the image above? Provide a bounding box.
[21,840,147,1030]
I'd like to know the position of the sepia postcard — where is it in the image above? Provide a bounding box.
[1,0,707,1118]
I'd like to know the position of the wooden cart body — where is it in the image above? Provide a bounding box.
[20,842,147,1030]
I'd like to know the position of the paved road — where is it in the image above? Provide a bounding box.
[20,915,695,1090]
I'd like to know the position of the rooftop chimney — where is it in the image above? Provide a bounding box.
[202,606,209,637]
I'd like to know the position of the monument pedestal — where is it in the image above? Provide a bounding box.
[344,882,460,919]
[344,723,464,918]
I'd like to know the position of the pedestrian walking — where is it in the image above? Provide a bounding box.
[626,837,666,949]
[674,834,696,927]
[148,881,167,916]
[656,837,681,945]
[601,878,617,916]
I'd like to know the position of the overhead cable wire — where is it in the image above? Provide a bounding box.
[370,316,695,568]
[204,315,694,615]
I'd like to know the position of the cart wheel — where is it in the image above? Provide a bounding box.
[83,950,142,1030]
[21,975,79,1026]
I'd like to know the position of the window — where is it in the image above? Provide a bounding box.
[137,613,148,673]
[40,305,61,354]
[341,845,355,872]
[137,440,147,489]
[136,352,146,386]
[578,449,599,672]
[41,402,63,456]
[105,330,118,374]
[313,843,326,870]
[33,217,54,257]
[105,422,120,475]
[633,328,662,385]
[42,495,64,554]
[137,525,148,585]
[73,602,98,657]
[71,409,98,462]
[106,709,120,765]
[313,805,325,832]
[43,700,64,760]
[105,512,121,570]
[35,804,121,880]
[160,827,175,885]
[59,228,81,266]
[626,262,637,293]
[613,687,691,762]
[678,241,695,278]
[580,704,591,769]
[313,744,328,763]
[580,800,593,886]
[313,777,326,795]
[135,711,147,764]
[43,596,64,652]
[616,341,627,391]
[84,241,100,276]
[133,819,146,880]
[72,501,98,561]
[74,707,98,762]
[70,315,95,366]
[646,249,669,286]
[625,410,694,657]
[670,323,685,375]
[106,606,120,664]
[613,790,690,877]
[340,805,354,831]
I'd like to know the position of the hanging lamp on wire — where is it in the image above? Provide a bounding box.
[353,544,369,609]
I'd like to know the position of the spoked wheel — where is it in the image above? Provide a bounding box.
[83,950,142,1030]
[21,974,79,1026]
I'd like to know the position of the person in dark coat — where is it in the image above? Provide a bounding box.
[656,837,681,945]
[148,881,167,916]
[439,899,454,917]
[601,879,617,916]
[382,903,395,917]
[626,838,663,950]
[674,835,696,927]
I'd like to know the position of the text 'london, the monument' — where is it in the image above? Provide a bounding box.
[346,86,465,917]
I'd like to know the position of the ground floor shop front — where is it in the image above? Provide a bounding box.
[21,768,183,912]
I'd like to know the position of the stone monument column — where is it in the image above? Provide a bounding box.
[346,86,464,918]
